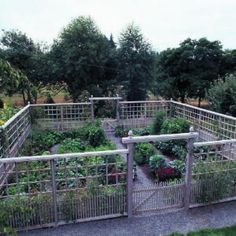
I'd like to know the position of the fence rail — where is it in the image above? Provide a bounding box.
[0,149,128,230]
[171,101,236,141]
[0,105,31,158]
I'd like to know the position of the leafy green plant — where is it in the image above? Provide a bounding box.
[0,196,33,231]
[134,143,156,165]
[114,126,128,137]
[133,127,151,136]
[169,160,185,173]
[0,105,19,126]
[58,138,86,153]
[156,141,187,160]
[149,154,167,170]
[207,74,236,116]
[151,110,166,134]
[160,118,189,134]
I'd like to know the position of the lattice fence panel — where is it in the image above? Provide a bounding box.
[119,101,171,128]
[30,103,92,131]
[0,105,31,158]
[172,101,236,141]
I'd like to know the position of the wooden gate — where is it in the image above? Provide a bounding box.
[133,181,185,215]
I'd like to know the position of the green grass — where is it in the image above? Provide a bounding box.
[170,225,236,236]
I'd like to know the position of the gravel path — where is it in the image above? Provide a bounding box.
[19,201,236,236]
[104,130,154,189]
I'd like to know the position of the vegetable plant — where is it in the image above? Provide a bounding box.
[134,143,156,165]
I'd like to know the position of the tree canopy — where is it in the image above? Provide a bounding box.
[155,38,223,105]
[207,74,236,116]
[117,24,155,100]
[0,16,236,115]
[50,16,117,101]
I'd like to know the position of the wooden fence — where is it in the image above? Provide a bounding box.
[30,102,92,131]
[0,149,128,230]
[119,100,171,128]
[1,98,236,231]
[122,131,198,215]
[0,104,31,158]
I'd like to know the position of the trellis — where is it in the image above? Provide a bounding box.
[30,102,92,131]
[1,98,236,231]
[119,100,171,128]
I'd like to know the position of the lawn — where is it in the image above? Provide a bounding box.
[170,224,236,236]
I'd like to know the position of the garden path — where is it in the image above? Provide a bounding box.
[19,201,236,236]
[104,131,154,189]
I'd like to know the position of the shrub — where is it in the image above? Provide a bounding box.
[151,110,166,134]
[160,118,189,134]
[87,124,106,147]
[70,121,106,147]
[134,143,156,165]
[207,74,236,116]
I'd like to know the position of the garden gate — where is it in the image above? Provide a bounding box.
[89,96,122,132]
[122,132,199,216]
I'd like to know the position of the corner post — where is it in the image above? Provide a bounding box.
[184,126,195,210]
[126,130,134,218]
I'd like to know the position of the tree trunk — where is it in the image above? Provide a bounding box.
[180,96,185,103]
[198,97,201,107]
[22,91,26,105]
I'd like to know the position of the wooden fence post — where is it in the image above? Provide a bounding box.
[60,105,64,131]
[116,98,120,121]
[50,159,58,226]
[90,95,94,121]
[184,127,195,210]
[127,130,134,218]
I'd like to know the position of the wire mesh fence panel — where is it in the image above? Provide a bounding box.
[190,141,236,206]
[0,150,128,230]
[119,101,171,128]
[30,103,92,131]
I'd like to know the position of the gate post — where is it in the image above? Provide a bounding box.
[50,159,58,226]
[126,130,134,218]
[184,127,195,210]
